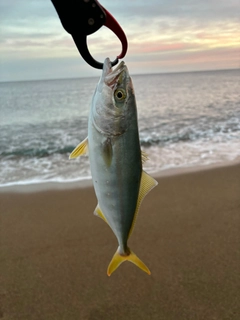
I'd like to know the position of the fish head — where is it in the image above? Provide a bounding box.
[92,58,137,136]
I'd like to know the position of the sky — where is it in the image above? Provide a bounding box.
[0,0,239,81]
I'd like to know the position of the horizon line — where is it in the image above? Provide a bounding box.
[0,67,239,84]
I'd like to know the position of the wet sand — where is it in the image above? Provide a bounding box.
[1,163,240,320]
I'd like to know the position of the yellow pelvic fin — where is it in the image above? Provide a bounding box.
[94,204,109,225]
[107,247,151,276]
[128,171,158,238]
[102,137,113,167]
[69,137,88,159]
[141,150,149,164]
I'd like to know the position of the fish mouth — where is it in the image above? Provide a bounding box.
[103,58,127,89]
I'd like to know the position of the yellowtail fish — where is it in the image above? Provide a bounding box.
[70,58,157,276]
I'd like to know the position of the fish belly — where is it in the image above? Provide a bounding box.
[88,119,142,249]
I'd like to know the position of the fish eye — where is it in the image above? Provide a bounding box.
[114,89,126,101]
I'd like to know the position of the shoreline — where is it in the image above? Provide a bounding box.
[1,158,240,193]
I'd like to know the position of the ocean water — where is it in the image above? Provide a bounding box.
[0,69,239,187]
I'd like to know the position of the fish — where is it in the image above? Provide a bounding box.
[70,58,158,276]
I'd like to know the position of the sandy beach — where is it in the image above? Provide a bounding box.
[1,163,240,320]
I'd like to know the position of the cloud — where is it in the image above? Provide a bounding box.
[0,0,239,81]
[0,0,56,23]
[101,0,240,21]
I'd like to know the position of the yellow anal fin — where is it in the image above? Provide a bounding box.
[141,150,149,164]
[94,204,109,225]
[69,137,88,159]
[128,171,158,238]
[107,247,151,276]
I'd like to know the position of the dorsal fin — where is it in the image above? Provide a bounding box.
[128,171,158,238]
[141,150,149,164]
[69,137,88,159]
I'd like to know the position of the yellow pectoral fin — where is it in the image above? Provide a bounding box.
[94,204,109,225]
[69,137,88,159]
[128,171,158,238]
[107,247,151,276]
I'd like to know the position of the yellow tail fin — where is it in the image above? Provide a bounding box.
[107,247,151,276]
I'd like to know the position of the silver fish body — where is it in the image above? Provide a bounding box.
[70,58,157,275]
[89,60,142,252]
